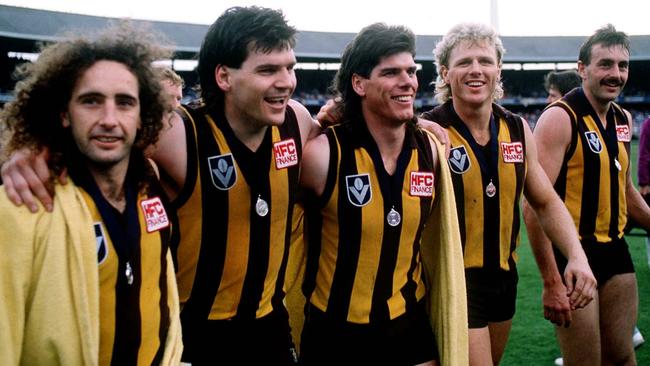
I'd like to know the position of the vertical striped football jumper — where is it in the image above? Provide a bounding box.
[74,165,175,366]
[303,122,436,324]
[421,102,527,272]
[548,87,629,243]
[173,105,302,327]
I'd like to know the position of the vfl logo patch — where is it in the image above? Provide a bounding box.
[273,138,298,169]
[501,142,524,163]
[94,222,108,264]
[616,125,631,142]
[208,153,237,190]
[346,174,372,207]
[585,131,603,153]
[448,146,471,174]
[410,171,434,197]
[140,197,170,233]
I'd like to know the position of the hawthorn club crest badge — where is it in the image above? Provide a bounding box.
[346,174,372,207]
[584,131,603,154]
[448,145,471,174]
[208,153,237,190]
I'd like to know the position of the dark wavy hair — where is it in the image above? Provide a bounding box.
[579,24,630,65]
[197,6,296,113]
[1,22,171,188]
[332,23,416,125]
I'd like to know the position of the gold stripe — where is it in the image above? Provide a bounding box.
[617,138,629,237]
[80,191,117,366]
[82,191,168,365]
[584,115,613,242]
[564,129,584,236]
[175,110,204,307]
[388,151,425,319]
[347,148,384,323]
[449,130,484,268]
[497,118,517,270]
[312,133,342,311]
[258,127,290,317]
[136,202,163,364]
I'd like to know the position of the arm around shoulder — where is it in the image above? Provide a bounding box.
[148,110,188,201]
[289,99,322,145]
[300,133,330,197]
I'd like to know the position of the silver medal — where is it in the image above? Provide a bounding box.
[256,196,269,217]
[125,261,134,285]
[485,180,496,198]
[387,207,401,227]
[614,158,622,171]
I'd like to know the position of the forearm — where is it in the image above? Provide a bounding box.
[523,201,563,285]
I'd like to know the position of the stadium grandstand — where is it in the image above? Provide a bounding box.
[1,4,649,132]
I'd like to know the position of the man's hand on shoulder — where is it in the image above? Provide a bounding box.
[316,98,342,128]
[1,147,62,212]
[417,118,450,158]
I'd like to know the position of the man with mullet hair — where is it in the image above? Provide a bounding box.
[300,23,466,366]
[147,7,321,364]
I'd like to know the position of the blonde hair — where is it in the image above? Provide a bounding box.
[433,22,505,104]
[158,67,184,87]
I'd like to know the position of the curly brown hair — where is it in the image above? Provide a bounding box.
[1,22,171,184]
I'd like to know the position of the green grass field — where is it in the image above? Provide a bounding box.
[500,141,650,364]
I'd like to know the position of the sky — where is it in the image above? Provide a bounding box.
[0,0,647,36]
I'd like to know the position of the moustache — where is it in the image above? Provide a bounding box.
[600,78,624,87]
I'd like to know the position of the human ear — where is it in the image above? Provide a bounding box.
[61,112,70,128]
[351,74,366,97]
[215,65,231,92]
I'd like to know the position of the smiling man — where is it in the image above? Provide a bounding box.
[151,6,321,365]
[0,7,321,364]
[524,24,650,366]
[0,25,181,365]
[420,22,596,366]
[299,23,466,366]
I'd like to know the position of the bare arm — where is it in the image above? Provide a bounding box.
[147,111,188,201]
[289,99,322,147]
[522,112,596,326]
[1,109,189,210]
[299,133,330,197]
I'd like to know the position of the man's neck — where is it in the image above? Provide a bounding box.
[453,98,493,145]
[583,87,613,126]
[224,102,268,152]
[364,112,406,176]
[88,161,129,213]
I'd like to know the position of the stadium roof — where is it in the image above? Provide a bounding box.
[2,4,650,63]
